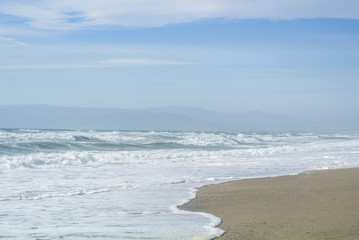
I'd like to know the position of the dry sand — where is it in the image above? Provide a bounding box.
[180,168,359,240]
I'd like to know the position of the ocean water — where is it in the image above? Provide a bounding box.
[1,129,359,239]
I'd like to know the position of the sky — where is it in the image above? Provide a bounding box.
[0,0,358,118]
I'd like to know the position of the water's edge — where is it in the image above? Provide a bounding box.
[176,187,225,240]
[177,167,359,240]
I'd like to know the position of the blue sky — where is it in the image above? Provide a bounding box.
[0,0,358,117]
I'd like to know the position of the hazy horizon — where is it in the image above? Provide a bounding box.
[1,104,358,131]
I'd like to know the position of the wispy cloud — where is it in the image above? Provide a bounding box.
[0,36,27,47]
[0,0,358,30]
[98,58,191,65]
[0,58,192,69]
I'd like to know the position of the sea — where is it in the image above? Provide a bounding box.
[1,129,359,239]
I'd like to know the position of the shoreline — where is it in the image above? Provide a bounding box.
[180,168,359,240]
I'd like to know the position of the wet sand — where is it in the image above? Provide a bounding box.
[180,168,359,240]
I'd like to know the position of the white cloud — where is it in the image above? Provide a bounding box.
[0,0,358,30]
[0,58,192,69]
[0,36,27,47]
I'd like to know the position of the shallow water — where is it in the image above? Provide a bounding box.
[1,129,359,239]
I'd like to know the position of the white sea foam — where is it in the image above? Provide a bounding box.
[2,136,358,170]
[1,129,359,239]
[1,184,138,201]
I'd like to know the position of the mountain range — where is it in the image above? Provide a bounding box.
[0,105,357,131]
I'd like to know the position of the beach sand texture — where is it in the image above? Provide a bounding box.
[181,168,359,240]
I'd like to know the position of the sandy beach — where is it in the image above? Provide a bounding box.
[180,168,359,240]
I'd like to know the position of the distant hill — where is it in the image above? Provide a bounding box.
[148,106,359,130]
[0,105,357,131]
[0,105,217,131]
[148,106,299,130]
